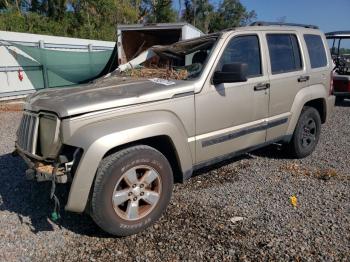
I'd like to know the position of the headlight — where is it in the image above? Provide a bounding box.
[38,114,61,159]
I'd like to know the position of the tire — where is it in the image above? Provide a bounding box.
[286,106,321,159]
[91,145,173,236]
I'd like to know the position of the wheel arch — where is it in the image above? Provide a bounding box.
[304,98,326,124]
[64,111,193,213]
[287,85,328,134]
[103,135,184,183]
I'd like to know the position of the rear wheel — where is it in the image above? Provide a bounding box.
[91,145,173,236]
[286,106,321,158]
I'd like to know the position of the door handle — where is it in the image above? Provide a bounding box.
[298,76,310,82]
[254,83,270,91]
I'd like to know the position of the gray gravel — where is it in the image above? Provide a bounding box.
[0,101,349,261]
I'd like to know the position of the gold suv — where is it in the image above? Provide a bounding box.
[15,22,335,236]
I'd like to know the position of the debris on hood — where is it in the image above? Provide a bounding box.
[116,33,220,81]
[148,78,176,86]
[121,67,188,80]
[151,33,219,57]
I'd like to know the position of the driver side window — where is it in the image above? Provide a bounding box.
[218,35,262,78]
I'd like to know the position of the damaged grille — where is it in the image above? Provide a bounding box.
[16,112,39,154]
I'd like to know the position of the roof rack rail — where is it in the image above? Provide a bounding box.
[250,21,319,29]
[221,27,236,32]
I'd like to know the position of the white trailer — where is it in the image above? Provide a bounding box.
[117,23,203,64]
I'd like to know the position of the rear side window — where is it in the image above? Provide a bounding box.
[218,35,262,78]
[304,34,327,68]
[267,34,303,74]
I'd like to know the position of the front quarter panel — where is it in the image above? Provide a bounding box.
[64,110,193,213]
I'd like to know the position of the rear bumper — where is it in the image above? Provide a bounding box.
[333,76,350,94]
[326,95,336,121]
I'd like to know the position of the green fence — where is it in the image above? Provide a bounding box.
[9,42,113,89]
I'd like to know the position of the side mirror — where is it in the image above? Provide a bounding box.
[213,63,248,85]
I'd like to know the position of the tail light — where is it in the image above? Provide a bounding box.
[330,71,334,95]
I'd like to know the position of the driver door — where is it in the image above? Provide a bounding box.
[194,33,270,165]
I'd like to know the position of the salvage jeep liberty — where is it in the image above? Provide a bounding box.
[15,22,335,236]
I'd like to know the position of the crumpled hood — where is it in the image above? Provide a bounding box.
[25,76,194,117]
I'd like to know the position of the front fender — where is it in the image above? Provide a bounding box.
[286,84,328,135]
[64,111,193,212]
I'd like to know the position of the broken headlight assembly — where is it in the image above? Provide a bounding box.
[37,113,62,159]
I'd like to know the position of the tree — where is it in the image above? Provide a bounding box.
[30,0,40,12]
[193,0,214,33]
[0,0,22,12]
[141,0,176,23]
[0,0,257,40]
[115,0,140,24]
[182,0,194,24]
[0,0,9,9]
[43,0,68,20]
[176,0,181,21]
[209,0,256,32]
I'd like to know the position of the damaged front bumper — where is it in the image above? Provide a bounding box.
[15,144,80,184]
[24,162,70,184]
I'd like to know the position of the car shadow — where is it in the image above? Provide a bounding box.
[0,153,109,237]
[192,143,293,178]
[0,143,291,237]
[192,154,252,178]
[249,144,294,160]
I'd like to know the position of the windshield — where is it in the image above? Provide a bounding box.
[119,34,220,81]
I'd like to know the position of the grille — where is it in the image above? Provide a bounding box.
[16,112,39,154]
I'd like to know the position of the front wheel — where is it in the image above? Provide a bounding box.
[286,106,321,159]
[91,145,173,236]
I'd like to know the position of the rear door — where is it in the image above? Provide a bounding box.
[264,31,307,141]
[303,33,331,94]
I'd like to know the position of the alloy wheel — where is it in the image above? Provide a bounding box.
[112,165,162,221]
[301,117,317,148]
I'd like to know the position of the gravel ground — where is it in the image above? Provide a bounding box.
[0,101,349,261]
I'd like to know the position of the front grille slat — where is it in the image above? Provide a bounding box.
[17,118,22,147]
[16,112,39,154]
[31,117,39,154]
[23,115,29,149]
[26,118,34,151]
[18,116,23,147]
[19,115,26,148]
